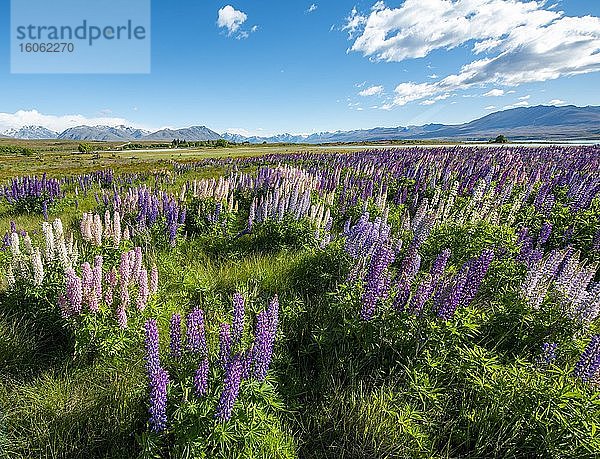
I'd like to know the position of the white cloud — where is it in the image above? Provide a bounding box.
[518,95,531,100]
[346,0,559,62]
[484,89,505,97]
[549,99,566,105]
[345,1,600,107]
[217,5,248,36]
[0,109,147,133]
[358,85,384,96]
[307,4,317,13]
[503,100,530,109]
[342,7,367,38]
[485,105,497,110]
[428,74,438,79]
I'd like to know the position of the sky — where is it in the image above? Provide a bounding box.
[1,0,600,136]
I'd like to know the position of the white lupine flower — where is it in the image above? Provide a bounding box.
[23,235,34,256]
[71,241,79,265]
[32,248,44,286]
[42,222,55,261]
[81,213,92,242]
[92,214,103,246]
[10,232,20,256]
[113,211,122,246]
[123,227,130,241]
[53,218,64,239]
[5,266,15,286]
[104,210,112,238]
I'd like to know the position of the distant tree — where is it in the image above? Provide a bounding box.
[492,135,508,144]
[78,143,93,153]
[215,139,228,148]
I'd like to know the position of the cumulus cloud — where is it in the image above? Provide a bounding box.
[217,5,248,36]
[345,1,600,107]
[0,109,146,133]
[307,4,317,13]
[485,105,497,110]
[484,89,505,97]
[549,98,567,105]
[358,85,384,96]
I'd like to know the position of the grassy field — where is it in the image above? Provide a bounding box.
[0,144,599,458]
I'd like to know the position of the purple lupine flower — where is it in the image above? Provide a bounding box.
[240,346,254,380]
[105,267,117,307]
[144,319,161,376]
[215,353,243,422]
[407,275,434,316]
[219,323,232,368]
[150,264,159,294]
[251,296,279,381]
[194,358,209,397]
[185,308,207,356]
[119,251,131,286]
[538,342,558,366]
[538,222,552,246]
[81,262,93,298]
[169,314,182,359]
[232,292,245,344]
[148,367,169,432]
[437,264,469,320]
[133,247,143,282]
[393,280,411,312]
[104,286,113,308]
[573,334,600,382]
[430,249,451,281]
[65,268,83,316]
[93,255,103,298]
[460,249,494,307]
[360,242,395,321]
[58,294,70,318]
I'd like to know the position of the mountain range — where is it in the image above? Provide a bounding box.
[2,105,599,143]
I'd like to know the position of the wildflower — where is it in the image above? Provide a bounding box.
[219,323,232,368]
[215,353,243,422]
[65,268,83,315]
[573,335,600,382]
[148,367,169,432]
[538,342,558,366]
[252,296,279,381]
[194,358,209,397]
[186,308,207,356]
[169,314,182,359]
[150,264,159,294]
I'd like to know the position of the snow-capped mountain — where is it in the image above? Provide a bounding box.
[58,125,151,141]
[2,125,59,140]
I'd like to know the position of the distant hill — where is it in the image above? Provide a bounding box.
[223,105,600,143]
[1,105,599,143]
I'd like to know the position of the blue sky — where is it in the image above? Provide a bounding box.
[1,0,600,136]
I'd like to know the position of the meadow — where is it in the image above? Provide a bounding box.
[0,144,599,458]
